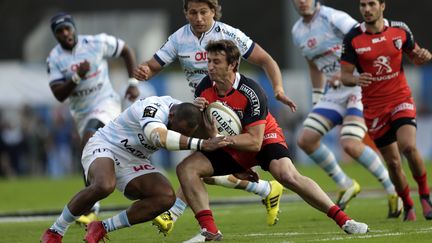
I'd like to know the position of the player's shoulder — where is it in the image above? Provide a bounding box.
[47,44,63,60]
[169,24,192,41]
[82,33,114,43]
[291,18,303,34]
[237,74,266,96]
[388,19,412,33]
[214,21,244,36]
[344,24,362,40]
[195,76,213,96]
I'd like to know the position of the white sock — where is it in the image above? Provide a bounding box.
[212,175,241,188]
[102,210,131,232]
[50,206,78,236]
[246,180,271,198]
[170,198,187,222]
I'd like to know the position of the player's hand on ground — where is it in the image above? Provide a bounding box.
[233,169,259,182]
[77,60,90,78]
[133,64,151,81]
[356,73,373,87]
[193,97,209,111]
[201,136,233,151]
[275,91,297,112]
[125,85,139,102]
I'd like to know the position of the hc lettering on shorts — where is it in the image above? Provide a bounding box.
[133,164,155,172]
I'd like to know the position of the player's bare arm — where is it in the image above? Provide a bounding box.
[50,60,90,102]
[144,123,230,152]
[341,63,373,87]
[120,44,140,101]
[246,43,297,112]
[408,45,432,65]
[226,123,265,152]
[133,57,163,81]
[306,59,326,89]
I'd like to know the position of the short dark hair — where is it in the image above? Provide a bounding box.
[183,0,222,20]
[205,40,240,71]
[173,102,203,129]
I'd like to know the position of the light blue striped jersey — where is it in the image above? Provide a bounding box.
[94,96,181,159]
[47,33,124,118]
[154,21,254,93]
[292,6,357,80]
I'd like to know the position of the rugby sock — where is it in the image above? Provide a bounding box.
[50,206,78,236]
[413,173,430,196]
[195,210,218,234]
[356,146,396,195]
[91,201,101,214]
[102,210,131,232]
[327,205,351,227]
[245,180,271,198]
[170,198,187,222]
[397,186,414,208]
[309,144,353,189]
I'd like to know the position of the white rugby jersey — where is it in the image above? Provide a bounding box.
[94,96,181,160]
[154,21,254,92]
[292,6,357,80]
[47,33,124,118]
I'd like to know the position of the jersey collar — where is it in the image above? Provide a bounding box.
[213,72,241,97]
[360,19,389,34]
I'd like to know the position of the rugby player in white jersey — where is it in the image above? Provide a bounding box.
[134,0,294,232]
[40,96,230,243]
[291,0,401,217]
[46,12,140,224]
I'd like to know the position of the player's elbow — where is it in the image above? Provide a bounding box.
[249,139,262,152]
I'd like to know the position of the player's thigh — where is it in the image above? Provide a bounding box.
[124,172,174,201]
[193,150,245,177]
[82,139,117,186]
[87,157,116,188]
[378,142,401,168]
[394,119,418,150]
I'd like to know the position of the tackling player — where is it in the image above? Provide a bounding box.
[341,0,432,221]
[179,39,368,242]
[46,12,140,224]
[134,0,294,231]
[40,96,230,243]
[291,0,401,216]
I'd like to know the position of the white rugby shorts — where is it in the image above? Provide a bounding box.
[81,136,162,193]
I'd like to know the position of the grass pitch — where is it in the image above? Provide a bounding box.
[0,162,431,242]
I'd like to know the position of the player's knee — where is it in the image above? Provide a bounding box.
[340,138,362,156]
[385,158,402,172]
[90,182,116,198]
[302,113,331,138]
[399,143,417,157]
[156,192,176,212]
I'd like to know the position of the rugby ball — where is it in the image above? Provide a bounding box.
[206,101,242,136]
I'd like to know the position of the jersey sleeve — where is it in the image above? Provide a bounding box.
[220,23,255,59]
[329,9,357,35]
[154,34,178,67]
[138,99,169,129]
[390,21,416,52]
[238,77,268,127]
[46,54,65,85]
[340,29,358,66]
[96,33,125,58]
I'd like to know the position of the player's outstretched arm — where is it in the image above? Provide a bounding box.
[120,44,140,101]
[225,123,265,152]
[133,58,163,81]
[246,43,297,112]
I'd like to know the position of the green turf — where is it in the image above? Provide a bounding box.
[0,162,431,242]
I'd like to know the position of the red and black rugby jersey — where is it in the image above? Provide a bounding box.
[341,19,416,108]
[195,73,279,132]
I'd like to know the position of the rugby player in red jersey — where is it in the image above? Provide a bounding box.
[178,40,368,242]
[341,0,432,221]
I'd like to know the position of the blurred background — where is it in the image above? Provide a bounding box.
[0,0,431,179]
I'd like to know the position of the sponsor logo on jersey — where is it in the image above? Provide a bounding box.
[120,139,150,159]
[307,38,317,48]
[71,83,103,97]
[195,51,207,61]
[372,36,386,44]
[143,106,157,118]
[391,102,414,115]
[355,46,371,54]
[393,38,403,50]
[264,133,277,140]
[239,84,260,116]
[373,56,392,75]
[220,28,248,52]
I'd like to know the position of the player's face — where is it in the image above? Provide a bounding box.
[169,119,198,137]
[292,0,315,16]
[54,25,76,50]
[185,2,215,36]
[360,0,385,24]
[207,51,236,84]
